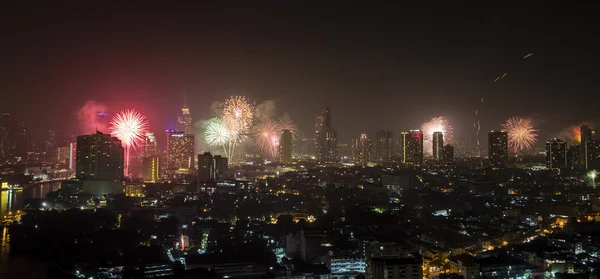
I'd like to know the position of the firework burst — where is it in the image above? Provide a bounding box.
[277,113,299,138]
[219,96,255,161]
[252,120,281,159]
[109,109,149,176]
[421,117,454,154]
[205,118,231,147]
[502,117,539,153]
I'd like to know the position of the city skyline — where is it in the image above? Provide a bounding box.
[1,3,598,147]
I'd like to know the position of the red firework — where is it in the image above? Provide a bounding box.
[109,109,149,176]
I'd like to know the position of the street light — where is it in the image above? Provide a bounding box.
[588,170,598,187]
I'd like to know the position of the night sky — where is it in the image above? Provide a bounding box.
[0,2,597,147]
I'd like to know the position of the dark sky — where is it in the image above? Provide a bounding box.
[0,2,597,147]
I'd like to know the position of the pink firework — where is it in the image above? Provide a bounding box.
[253,120,280,159]
[502,117,538,153]
[109,109,149,176]
[421,117,454,154]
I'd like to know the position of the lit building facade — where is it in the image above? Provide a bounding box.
[278,129,293,164]
[488,130,508,168]
[165,130,195,172]
[545,138,567,170]
[432,131,444,160]
[400,130,423,164]
[142,155,160,182]
[143,132,157,156]
[315,107,337,163]
[354,133,372,165]
[568,144,581,169]
[75,131,124,181]
[374,130,393,163]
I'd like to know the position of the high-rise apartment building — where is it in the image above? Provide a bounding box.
[315,107,337,163]
[354,133,372,165]
[165,130,195,172]
[584,140,600,171]
[567,144,580,169]
[432,131,444,160]
[198,152,228,182]
[400,130,423,164]
[488,130,508,168]
[546,138,567,170]
[581,125,594,167]
[366,257,423,279]
[443,144,454,161]
[374,130,393,163]
[75,131,124,181]
[57,146,70,165]
[142,155,160,182]
[278,129,293,164]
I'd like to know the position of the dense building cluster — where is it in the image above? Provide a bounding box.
[2,106,600,279]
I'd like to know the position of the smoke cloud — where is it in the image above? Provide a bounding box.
[255,100,277,121]
[77,100,108,134]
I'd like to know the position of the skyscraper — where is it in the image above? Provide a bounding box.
[75,131,124,181]
[0,113,16,161]
[584,140,600,171]
[142,155,160,182]
[488,130,508,168]
[315,107,337,163]
[400,130,423,164]
[567,144,581,169]
[354,133,371,165]
[278,129,293,164]
[432,131,444,161]
[198,152,228,182]
[177,104,193,134]
[443,145,454,161]
[374,130,393,163]
[165,130,195,172]
[143,132,157,156]
[581,125,593,167]
[546,138,567,170]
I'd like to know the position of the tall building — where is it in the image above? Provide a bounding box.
[432,131,444,160]
[315,107,337,163]
[278,129,293,164]
[213,155,228,180]
[177,104,193,135]
[75,131,124,181]
[443,144,454,161]
[141,155,160,182]
[354,133,372,165]
[488,130,508,168]
[143,132,157,156]
[198,152,228,182]
[15,121,32,161]
[374,130,393,163]
[57,146,70,165]
[45,130,56,161]
[546,138,567,170]
[400,130,423,164]
[567,144,580,169]
[0,113,15,160]
[165,130,195,172]
[581,125,594,167]
[584,140,600,171]
[69,142,77,170]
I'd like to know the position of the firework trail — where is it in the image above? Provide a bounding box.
[220,95,255,161]
[421,117,454,154]
[109,109,149,176]
[475,52,534,159]
[252,120,281,159]
[502,117,539,153]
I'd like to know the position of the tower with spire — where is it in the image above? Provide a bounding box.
[177,95,193,134]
